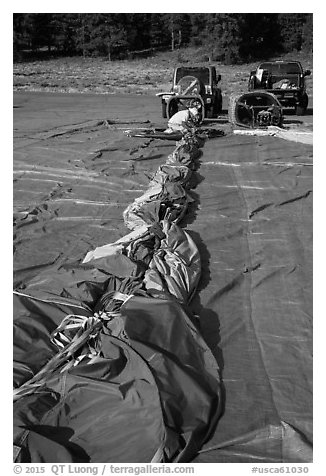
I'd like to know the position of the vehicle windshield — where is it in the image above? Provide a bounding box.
[259,62,302,74]
[175,68,210,85]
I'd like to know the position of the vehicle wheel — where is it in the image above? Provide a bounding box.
[228,93,239,125]
[206,107,214,119]
[167,99,179,119]
[213,91,223,117]
[295,93,308,115]
[162,101,167,118]
[228,93,255,127]
[177,75,205,96]
[295,105,306,116]
[248,76,255,91]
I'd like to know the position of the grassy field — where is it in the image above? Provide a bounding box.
[13,47,313,98]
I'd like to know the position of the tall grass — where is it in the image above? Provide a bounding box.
[13,48,313,97]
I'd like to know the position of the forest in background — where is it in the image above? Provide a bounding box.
[13,13,313,65]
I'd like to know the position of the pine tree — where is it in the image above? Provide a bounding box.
[189,14,209,47]
[278,13,308,53]
[13,13,313,63]
[205,14,243,64]
[240,14,282,61]
[301,14,313,52]
[162,13,191,51]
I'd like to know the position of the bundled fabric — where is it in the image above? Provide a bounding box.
[151,164,192,186]
[13,129,222,463]
[13,291,221,463]
[123,180,191,230]
[144,221,201,303]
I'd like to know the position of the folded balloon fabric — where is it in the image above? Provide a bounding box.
[13,131,222,463]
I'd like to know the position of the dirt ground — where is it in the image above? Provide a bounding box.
[13,91,313,462]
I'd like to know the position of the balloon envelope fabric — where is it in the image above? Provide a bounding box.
[13,129,222,463]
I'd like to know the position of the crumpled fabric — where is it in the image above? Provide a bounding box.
[14,126,222,463]
[13,315,170,463]
[144,221,201,303]
[151,164,192,186]
[123,181,191,230]
[13,290,221,463]
[82,226,163,279]
[123,137,202,231]
[82,225,149,263]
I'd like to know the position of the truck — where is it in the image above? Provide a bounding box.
[248,60,311,115]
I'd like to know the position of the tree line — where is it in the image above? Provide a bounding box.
[13,13,313,64]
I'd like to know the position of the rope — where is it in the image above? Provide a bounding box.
[13,310,117,402]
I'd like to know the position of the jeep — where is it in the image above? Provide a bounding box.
[156,65,222,120]
[248,60,311,115]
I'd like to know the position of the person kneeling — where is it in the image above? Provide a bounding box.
[164,107,201,134]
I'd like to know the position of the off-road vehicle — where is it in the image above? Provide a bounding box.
[248,60,311,115]
[156,65,222,121]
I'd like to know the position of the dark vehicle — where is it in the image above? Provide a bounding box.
[248,61,311,115]
[157,65,222,120]
[228,91,283,129]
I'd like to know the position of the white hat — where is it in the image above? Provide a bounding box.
[189,107,200,116]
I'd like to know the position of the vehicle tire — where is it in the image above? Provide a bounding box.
[213,90,223,117]
[295,105,306,116]
[295,93,308,115]
[248,75,255,91]
[228,93,240,126]
[228,93,255,127]
[162,101,167,118]
[206,107,214,119]
[167,99,179,119]
[177,75,205,96]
